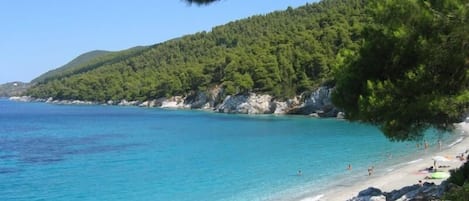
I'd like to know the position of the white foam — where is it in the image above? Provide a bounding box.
[406,158,423,165]
[299,194,324,201]
[387,158,423,172]
[448,137,464,147]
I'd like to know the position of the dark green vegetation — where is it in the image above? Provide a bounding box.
[333,0,469,141]
[27,0,368,102]
[27,0,468,142]
[0,82,30,97]
[444,159,469,200]
[185,0,218,5]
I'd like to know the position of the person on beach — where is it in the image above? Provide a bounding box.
[386,153,392,159]
[424,140,429,150]
[438,140,442,150]
[297,170,302,176]
[457,153,465,161]
[347,164,352,170]
[418,180,423,187]
[368,166,374,176]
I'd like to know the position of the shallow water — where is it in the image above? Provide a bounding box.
[0,99,457,201]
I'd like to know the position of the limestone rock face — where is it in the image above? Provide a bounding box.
[184,92,212,109]
[216,93,274,114]
[273,97,301,114]
[18,85,345,118]
[160,96,187,109]
[288,87,339,117]
[118,100,140,106]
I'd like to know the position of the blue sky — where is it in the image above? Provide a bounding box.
[0,0,316,84]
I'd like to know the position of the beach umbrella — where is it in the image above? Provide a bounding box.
[432,156,450,162]
[432,156,451,168]
[430,172,450,179]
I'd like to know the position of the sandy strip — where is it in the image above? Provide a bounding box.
[306,122,469,201]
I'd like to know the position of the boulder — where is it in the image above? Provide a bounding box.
[118,100,140,106]
[161,96,187,109]
[273,101,288,114]
[139,100,159,107]
[369,195,386,201]
[273,97,301,114]
[216,93,274,114]
[9,96,32,102]
[385,184,420,200]
[348,187,384,201]
[287,87,339,117]
[184,92,212,109]
[358,187,383,197]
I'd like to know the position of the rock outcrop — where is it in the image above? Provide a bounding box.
[9,96,33,102]
[287,87,339,117]
[9,86,341,117]
[348,181,447,201]
[216,93,275,114]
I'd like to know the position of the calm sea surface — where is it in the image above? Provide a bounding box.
[0,99,458,201]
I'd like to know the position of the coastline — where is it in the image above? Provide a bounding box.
[306,122,469,201]
[7,86,340,117]
[6,97,468,200]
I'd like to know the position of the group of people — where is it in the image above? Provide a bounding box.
[345,163,374,176]
[297,164,373,177]
[416,139,443,151]
[298,139,451,178]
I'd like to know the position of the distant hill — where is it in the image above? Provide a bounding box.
[27,0,368,102]
[0,82,30,97]
[32,46,148,84]
[32,50,110,83]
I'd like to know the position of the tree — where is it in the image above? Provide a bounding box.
[27,0,367,113]
[185,0,219,5]
[332,0,469,141]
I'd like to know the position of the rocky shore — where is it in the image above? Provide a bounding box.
[9,86,342,117]
[348,182,447,201]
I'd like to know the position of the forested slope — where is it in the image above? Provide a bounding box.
[27,0,368,102]
[32,50,110,83]
[31,46,148,84]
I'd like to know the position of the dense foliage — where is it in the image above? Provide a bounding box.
[185,0,218,5]
[28,0,468,142]
[332,0,469,141]
[27,0,368,102]
[32,50,111,83]
[444,159,469,200]
[32,47,148,84]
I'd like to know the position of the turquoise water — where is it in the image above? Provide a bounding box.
[0,99,458,201]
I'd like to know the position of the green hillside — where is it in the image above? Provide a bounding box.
[32,50,111,83]
[27,0,368,102]
[32,46,149,84]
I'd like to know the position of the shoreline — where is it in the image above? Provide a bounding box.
[6,88,342,117]
[303,122,469,201]
[6,97,468,200]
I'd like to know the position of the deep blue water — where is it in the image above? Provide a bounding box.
[0,99,458,201]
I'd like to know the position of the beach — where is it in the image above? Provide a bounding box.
[308,122,469,201]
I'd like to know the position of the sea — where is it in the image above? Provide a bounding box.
[0,98,462,201]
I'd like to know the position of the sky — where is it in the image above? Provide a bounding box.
[0,0,316,84]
